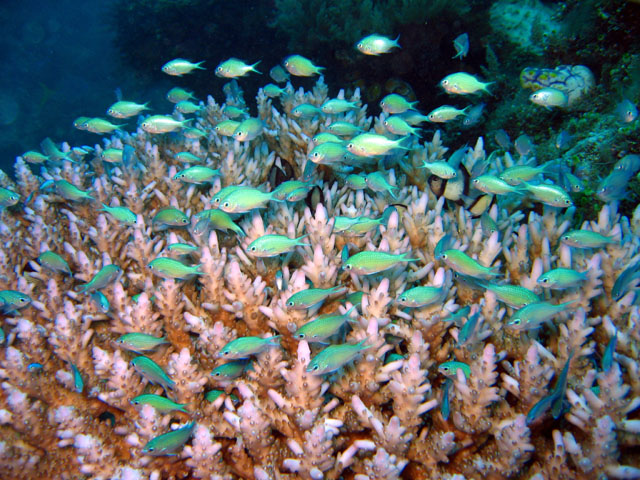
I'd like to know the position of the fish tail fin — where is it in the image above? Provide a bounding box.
[393,35,401,48]
[251,61,262,74]
[196,61,206,70]
[401,252,419,262]
[483,82,495,96]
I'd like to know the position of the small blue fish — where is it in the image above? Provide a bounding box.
[615,98,638,123]
[441,378,452,420]
[307,339,370,375]
[71,363,84,393]
[602,331,617,372]
[457,311,479,346]
[218,336,280,360]
[90,291,110,313]
[612,261,640,301]
[27,362,43,372]
[452,33,469,59]
[210,360,249,379]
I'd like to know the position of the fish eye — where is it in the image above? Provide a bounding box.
[296,333,305,339]
[441,366,450,373]
[442,80,449,85]
[383,121,389,126]
[313,152,319,157]
[213,371,221,377]
[221,351,228,356]
[223,202,230,208]
[311,365,319,371]
[287,301,295,307]
[347,143,353,149]
[250,246,256,251]
[564,199,571,205]
[357,43,363,48]
[512,319,521,325]
[540,277,548,283]
[147,447,155,452]
[345,264,352,270]
[19,298,27,304]
[400,296,406,302]
[441,254,448,259]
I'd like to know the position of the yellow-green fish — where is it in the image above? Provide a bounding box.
[537,268,587,289]
[37,251,72,275]
[307,339,370,374]
[131,394,188,413]
[214,119,241,137]
[499,164,551,186]
[521,182,572,208]
[0,187,20,207]
[427,105,469,123]
[321,99,358,114]
[205,390,239,403]
[218,335,280,360]
[309,142,348,164]
[167,87,196,103]
[173,166,220,184]
[0,290,31,312]
[294,306,357,342]
[440,72,492,95]
[141,422,195,456]
[420,161,458,179]
[233,118,263,141]
[328,121,362,136]
[383,115,421,136]
[380,94,417,114]
[440,249,499,278]
[148,257,202,280]
[344,251,417,275]
[365,171,397,198]
[283,55,324,77]
[356,34,400,55]
[286,285,346,310]
[77,264,122,294]
[345,174,367,190]
[396,286,445,308]
[263,83,286,97]
[116,333,168,352]
[219,187,279,214]
[312,132,343,145]
[162,58,205,76]
[175,152,202,163]
[506,301,576,331]
[54,180,93,202]
[100,203,137,224]
[215,58,261,78]
[222,105,246,118]
[141,115,189,134]
[560,230,616,249]
[100,148,123,164]
[472,174,524,195]
[152,207,189,228]
[193,209,245,236]
[346,133,408,157]
[175,100,201,114]
[22,151,49,164]
[479,282,539,308]
[272,180,314,201]
[167,243,199,255]
[81,118,124,134]
[107,101,150,119]
[131,355,175,390]
[247,234,309,257]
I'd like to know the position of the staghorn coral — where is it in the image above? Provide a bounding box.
[0,73,639,480]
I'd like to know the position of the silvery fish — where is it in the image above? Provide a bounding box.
[347,133,408,157]
[612,261,640,301]
[462,102,485,126]
[421,161,458,179]
[356,34,400,55]
[522,182,572,207]
[100,204,137,225]
[365,172,397,198]
[321,99,358,114]
[383,115,421,136]
[167,87,196,103]
[283,55,324,77]
[440,72,492,95]
[514,134,534,157]
[479,282,539,308]
[37,251,72,275]
[560,230,616,249]
[219,187,280,214]
[173,166,220,184]
[107,100,150,119]
[380,94,417,114]
[506,301,576,331]
[162,58,205,76]
[141,115,189,134]
[615,98,638,123]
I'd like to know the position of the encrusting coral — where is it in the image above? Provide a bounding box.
[0,71,639,480]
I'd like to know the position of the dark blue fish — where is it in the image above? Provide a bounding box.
[555,130,572,150]
[494,129,511,150]
[71,363,84,393]
[457,311,479,346]
[551,351,573,419]
[612,261,640,301]
[602,331,617,372]
[441,378,452,420]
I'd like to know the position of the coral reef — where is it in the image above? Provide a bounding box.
[0,69,640,480]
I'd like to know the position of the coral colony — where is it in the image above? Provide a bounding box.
[1,37,640,480]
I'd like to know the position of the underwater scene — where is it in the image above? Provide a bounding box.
[1,0,640,478]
